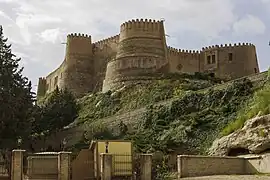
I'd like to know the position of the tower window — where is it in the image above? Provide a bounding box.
[212,55,216,64]
[207,56,211,64]
[228,53,233,61]
[254,68,257,73]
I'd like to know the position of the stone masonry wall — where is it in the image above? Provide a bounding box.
[37,19,260,99]
[200,43,259,80]
[167,47,200,74]
[103,19,168,91]
[92,35,119,91]
[44,60,66,94]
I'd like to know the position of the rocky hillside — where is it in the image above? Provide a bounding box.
[61,71,268,155]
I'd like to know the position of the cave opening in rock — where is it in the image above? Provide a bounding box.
[228,148,250,156]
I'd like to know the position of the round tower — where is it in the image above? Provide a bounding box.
[62,33,94,97]
[103,19,168,92]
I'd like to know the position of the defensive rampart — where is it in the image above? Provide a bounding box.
[200,43,259,79]
[103,19,168,91]
[167,47,200,74]
[92,35,119,91]
[37,19,260,98]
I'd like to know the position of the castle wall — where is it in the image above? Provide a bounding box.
[62,33,94,97]
[103,19,168,92]
[37,19,261,99]
[201,43,259,79]
[45,61,66,94]
[92,35,119,91]
[167,47,200,74]
[37,77,47,97]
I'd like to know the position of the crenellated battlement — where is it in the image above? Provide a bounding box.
[67,33,91,38]
[37,18,260,99]
[202,43,254,51]
[93,34,119,48]
[39,77,46,81]
[120,18,163,32]
[167,46,200,56]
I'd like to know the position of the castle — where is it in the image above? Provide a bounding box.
[37,19,260,98]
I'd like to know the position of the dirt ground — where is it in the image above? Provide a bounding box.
[182,175,270,180]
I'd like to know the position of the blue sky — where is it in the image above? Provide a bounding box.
[0,0,269,92]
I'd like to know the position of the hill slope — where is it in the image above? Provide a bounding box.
[64,72,268,155]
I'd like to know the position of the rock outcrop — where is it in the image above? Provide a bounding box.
[208,114,270,156]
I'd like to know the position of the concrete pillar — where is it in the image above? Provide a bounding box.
[100,153,112,180]
[177,155,183,178]
[58,151,71,180]
[140,154,152,180]
[11,149,25,180]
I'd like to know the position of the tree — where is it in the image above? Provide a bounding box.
[0,25,34,171]
[35,87,79,137]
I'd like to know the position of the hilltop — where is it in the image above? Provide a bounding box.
[54,71,268,155]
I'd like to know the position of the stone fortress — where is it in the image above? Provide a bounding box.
[37,19,260,98]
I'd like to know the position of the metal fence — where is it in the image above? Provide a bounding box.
[112,154,133,177]
[110,154,135,180]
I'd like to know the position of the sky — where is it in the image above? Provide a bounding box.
[0,0,269,93]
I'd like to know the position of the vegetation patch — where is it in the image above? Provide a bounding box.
[83,77,265,155]
[221,81,270,136]
[75,73,221,125]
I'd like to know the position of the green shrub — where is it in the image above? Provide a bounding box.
[125,78,255,154]
[75,74,219,125]
[221,83,270,136]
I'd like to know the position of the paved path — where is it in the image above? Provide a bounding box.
[182,175,270,180]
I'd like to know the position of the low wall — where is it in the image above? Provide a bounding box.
[25,153,58,180]
[177,155,250,178]
[241,154,270,174]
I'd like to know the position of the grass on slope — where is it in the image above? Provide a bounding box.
[70,72,267,156]
[124,78,257,154]
[221,81,270,136]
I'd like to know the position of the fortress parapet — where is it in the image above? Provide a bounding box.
[66,33,92,55]
[37,19,260,99]
[93,35,120,49]
[62,33,94,96]
[167,46,200,57]
[37,77,46,97]
[103,19,167,91]
[202,43,254,51]
[201,42,259,79]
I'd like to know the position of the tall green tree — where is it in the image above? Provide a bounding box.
[0,25,34,169]
[36,87,79,137]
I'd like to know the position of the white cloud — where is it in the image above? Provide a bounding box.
[38,28,64,44]
[4,0,237,42]
[233,15,266,36]
[0,10,13,21]
[0,0,269,93]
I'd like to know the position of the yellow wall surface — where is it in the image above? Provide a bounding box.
[97,141,132,176]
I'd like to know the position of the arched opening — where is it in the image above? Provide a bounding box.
[228,148,249,156]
